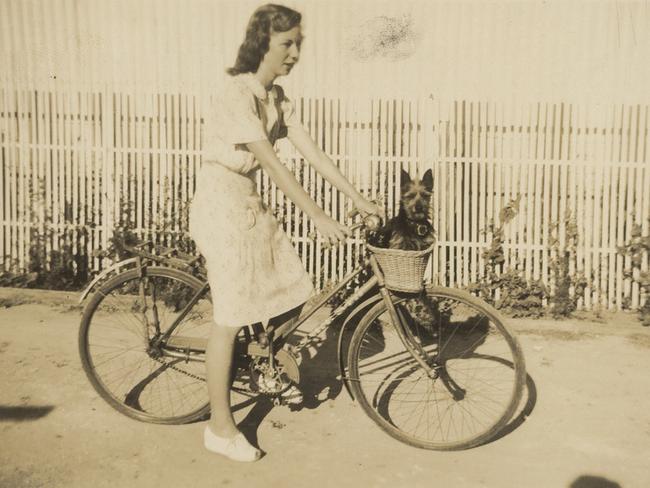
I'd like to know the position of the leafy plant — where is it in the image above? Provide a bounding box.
[548,209,588,318]
[617,218,650,326]
[92,197,140,263]
[468,195,547,318]
[94,176,198,266]
[1,182,90,290]
[27,227,89,290]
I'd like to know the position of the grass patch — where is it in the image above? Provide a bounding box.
[0,295,36,309]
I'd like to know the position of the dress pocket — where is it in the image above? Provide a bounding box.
[244,195,267,231]
[246,207,257,230]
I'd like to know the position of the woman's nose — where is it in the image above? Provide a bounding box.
[288,43,300,60]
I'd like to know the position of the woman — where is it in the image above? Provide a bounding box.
[189,4,381,462]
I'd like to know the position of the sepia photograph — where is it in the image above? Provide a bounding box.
[0,0,648,486]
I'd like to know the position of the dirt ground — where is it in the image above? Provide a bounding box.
[1,287,649,488]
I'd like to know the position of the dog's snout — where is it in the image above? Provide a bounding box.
[414,202,426,214]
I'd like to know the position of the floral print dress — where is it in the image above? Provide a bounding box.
[189,73,314,327]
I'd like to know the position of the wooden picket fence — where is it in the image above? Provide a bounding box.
[1,86,649,310]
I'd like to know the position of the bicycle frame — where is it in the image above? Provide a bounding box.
[270,255,438,393]
[271,260,377,345]
[160,258,377,357]
[110,247,439,398]
[155,256,438,390]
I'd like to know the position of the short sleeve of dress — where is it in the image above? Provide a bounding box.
[218,78,268,145]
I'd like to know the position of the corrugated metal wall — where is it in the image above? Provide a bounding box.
[2,0,649,102]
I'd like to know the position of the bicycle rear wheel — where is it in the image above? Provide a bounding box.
[79,266,213,424]
[347,287,525,450]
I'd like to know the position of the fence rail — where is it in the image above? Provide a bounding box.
[1,86,649,311]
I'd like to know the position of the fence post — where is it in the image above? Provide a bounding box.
[101,84,114,258]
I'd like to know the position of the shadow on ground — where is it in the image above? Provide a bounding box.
[488,372,538,444]
[232,318,351,448]
[293,319,350,409]
[569,475,622,488]
[0,405,55,422]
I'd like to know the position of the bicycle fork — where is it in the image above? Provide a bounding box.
[369,256,439,380]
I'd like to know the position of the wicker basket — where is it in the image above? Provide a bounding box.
[367,244,434,293]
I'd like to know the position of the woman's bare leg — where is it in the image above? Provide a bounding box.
[205,304,302,435]
[205,324,241,438]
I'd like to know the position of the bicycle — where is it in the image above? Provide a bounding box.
[78,214,526,451]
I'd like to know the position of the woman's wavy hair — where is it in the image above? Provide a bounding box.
[227,4,302,76]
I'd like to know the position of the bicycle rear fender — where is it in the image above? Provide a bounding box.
[337,292,384,400]
[78,258,139,304]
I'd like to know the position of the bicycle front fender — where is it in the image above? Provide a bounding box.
[337,292,384,400]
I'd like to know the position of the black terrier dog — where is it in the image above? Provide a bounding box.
[369,168,435,250]
[368,168,437,333]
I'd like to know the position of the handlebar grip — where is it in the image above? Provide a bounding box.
[363,214,382,231]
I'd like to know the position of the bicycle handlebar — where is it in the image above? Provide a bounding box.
[348,213,382,233]
[307,211,383,248]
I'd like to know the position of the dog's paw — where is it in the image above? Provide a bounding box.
[366,228,391,248]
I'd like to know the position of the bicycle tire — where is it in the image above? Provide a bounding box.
[347,286,526,450]
[79,266,213,424]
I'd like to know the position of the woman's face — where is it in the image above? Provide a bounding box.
[260,26,302,77]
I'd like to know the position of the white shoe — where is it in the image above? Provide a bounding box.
[280,384,304,405]
[203,427,262,462]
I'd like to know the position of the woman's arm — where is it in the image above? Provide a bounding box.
[246,139,350,244]
[287,126,383,217]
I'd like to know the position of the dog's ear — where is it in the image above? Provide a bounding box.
[400,168,412,189]
[422,169,433,192]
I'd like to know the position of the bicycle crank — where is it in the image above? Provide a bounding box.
[249,349,300,399]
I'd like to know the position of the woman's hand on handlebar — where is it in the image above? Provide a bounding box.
[353,197,385,220]
[311,196,384,246]
[313,213,351,246]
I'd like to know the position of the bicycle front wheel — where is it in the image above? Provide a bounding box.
[347,286,526,450]
[79,266,213,424]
